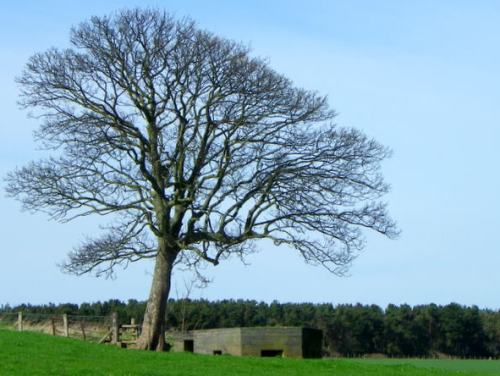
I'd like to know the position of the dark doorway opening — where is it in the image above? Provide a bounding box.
[261,349,283,357]
[183,340,194,352]
[213,350,222,355]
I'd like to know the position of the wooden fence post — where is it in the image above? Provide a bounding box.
[131,318,137,339]
[80,321,86,341]
[17,312,23,331]
[111,312,119,344]
[63,314,69,337]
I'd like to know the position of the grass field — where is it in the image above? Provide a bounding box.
[0,329,498,375]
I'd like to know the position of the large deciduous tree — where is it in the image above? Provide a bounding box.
[6,9,397,350]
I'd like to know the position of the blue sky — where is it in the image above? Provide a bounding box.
[1,1,499,308]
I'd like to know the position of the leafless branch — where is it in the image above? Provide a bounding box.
[6,8,397,278]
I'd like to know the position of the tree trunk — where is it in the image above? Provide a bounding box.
[136,243,177,351]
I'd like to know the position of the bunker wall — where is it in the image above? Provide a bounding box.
[301,328,323,358]
[193,328,242,356]
[240,327,303,358]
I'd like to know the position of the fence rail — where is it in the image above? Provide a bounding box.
[0,311,140,347]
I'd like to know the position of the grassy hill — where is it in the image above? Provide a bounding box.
[0,329,498,375]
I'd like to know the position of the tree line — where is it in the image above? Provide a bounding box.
[1,300,498,358]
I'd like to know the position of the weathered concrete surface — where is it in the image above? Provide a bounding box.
[169,327,322,358]
[167,331,193,352]
[194,328,242,356]
[240,327,302,357]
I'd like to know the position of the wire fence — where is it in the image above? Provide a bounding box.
[0,312,18,327]
[0,311,113,343]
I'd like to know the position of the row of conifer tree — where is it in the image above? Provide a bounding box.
[2,299,498,358]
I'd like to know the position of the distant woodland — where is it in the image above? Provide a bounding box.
[1,300,498,358]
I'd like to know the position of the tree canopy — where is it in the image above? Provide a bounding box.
[6,9,397,349]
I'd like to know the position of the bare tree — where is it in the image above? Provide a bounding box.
[6,9,397,350]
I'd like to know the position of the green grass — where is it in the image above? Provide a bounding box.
[348,359,500,375]
[0,329,499,375]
